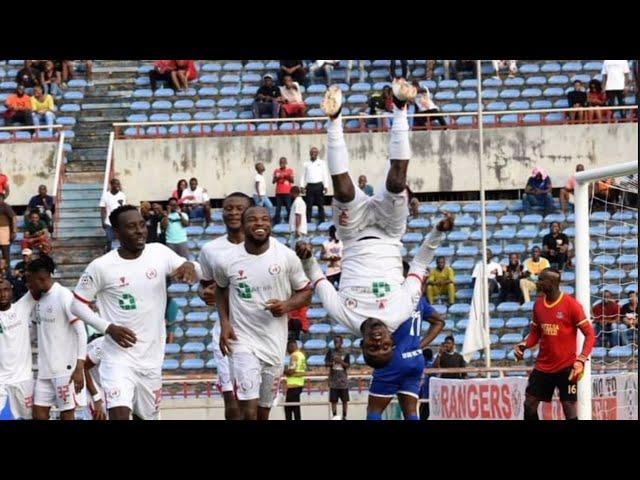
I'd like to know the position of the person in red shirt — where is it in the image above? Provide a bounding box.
[272,157,295,225]
[514,269,595,420]
[592,290,625,348]
[0,173,9,199]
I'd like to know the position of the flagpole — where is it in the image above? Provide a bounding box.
[476,60,491,372]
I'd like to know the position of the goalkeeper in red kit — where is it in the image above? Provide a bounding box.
[514,269,596,420]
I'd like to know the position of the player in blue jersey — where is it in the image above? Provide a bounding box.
[366,262,444,420]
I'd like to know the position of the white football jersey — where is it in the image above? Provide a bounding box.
[0,294,36,384]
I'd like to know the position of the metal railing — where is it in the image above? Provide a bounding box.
[0,123,66,141]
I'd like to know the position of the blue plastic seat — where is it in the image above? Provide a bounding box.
[307,308,327,319]
[182,359,205,370]
[455,289,473,301]
[452,259,475,270]
[506,317,529,329]
[163,359,179,370]
[447,231,470,242]
[487,101,507,111]
[167,283,189,294]
[332,324,351,334]
[182,342,205,353]
[608,346,633,358]
[307,355,327,367]
[500,333,523,344]
[402,232,423,243]
[408,218,429,229]
[154,88,174,97]
[508,100,530,110]
[165,343,181,354]
[500,89,520,99]
[448,303,470,315]
[309,323,331,334]
[304,339,327,350]
[618,254,638,266]
[548,75,569,85]
[441,103,462,113]
[456,90,476,100]
[434,91,455,101]
[185,311,209,323]
[418,204,438,214]
[493,229,517,241]
[185,327,208,338]
[435,246,455,257]
[497,302,521,313]
[441,203,461,213]
[562,62,582,72]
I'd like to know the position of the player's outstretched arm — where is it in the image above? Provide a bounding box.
[408,213,455,279]
[71,299,137,348]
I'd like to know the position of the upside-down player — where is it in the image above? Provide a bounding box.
[295,79,453,369]
[514,269,596,420]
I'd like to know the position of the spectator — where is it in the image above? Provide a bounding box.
[453,60,476,82]
[620,291,638,347]
[542,222,570,271]
[593,177,620,212]
[30,85,56,135]
[346,60,366,84]
[253,74,282,119]
[0,193,17,262]
[519,246,551,303]
[284,339,307,421]
[73,60,94,86]
[390,60,408,80]
[171,179,188,205]
[28,184,55,231]
[278,60,306,86]
[253,163,273,210]
[418,348,435,420]
[149,60,176,91]
[288,306,309,342]
[40,60,62,98]
[427,256,456,305]
[4,85,32,127]
[99,178,126,252]
[273,157,294,224]
[180,177,212,226]
[498,253,525,304]
[322,225,343,287]
[472,248,503,297]
[567,80,587,121]
[434,336,467,379]
[140,201,165,244]
[288,186,307,249]
[492,60,517,79]
[0,172,8,198]
[358,175,374,197]
[301,147,328,224]
[279,75,307,118]
[173,60,198,92]
[309,60,339,85]
[15,61,40,93]
[412,82,446,129]
[409,197,421,218]
[601,60,631,118]
[13,248,34,275]
[587,79,607,122]
[522,166,555,216]
[426,60,452,81]
[163,197,190,259]
[3,256,28,301]
[592,291,627,348]
[325,335,351,420]
[559,164,585,215]
[21,210,52,255]
[54,60,74,87]
[367,85,394,127]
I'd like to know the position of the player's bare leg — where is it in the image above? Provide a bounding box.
[386,79,417,194]
[257,406,270,421]
[109,406,132,420]
[32,405,51,420]
[59,409,75,420]
[523,394,540,420]
[560,401,578,420]
[397,393,419,420]
[322,86,355,203]
[366,395,393,420]
[238,399,259,420]
[223,391,242,420]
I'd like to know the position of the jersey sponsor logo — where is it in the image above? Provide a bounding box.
[118,293,138,311]
[146,268,158,279]
[372,281,391,298]
[541,323,560,336]
[237,282,253,300]
[268,264,282,276]
[238,270,247,280]
[118,277,130,287]
[556,311,565,319]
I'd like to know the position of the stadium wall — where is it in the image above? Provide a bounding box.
[113,123,637,203]
[0,141,59,205]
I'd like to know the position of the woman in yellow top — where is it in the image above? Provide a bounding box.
[30,85,56,135]
[284,339,307,421]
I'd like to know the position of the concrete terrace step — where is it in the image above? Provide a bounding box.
[60,198,102,209]
[55,227,105,238]
[93,66,140,74]
[61,189,102,201]
[58,217,103,228]
[64,162,106,173]
[62,183,103,191]
[68,149,108,162]
[82,102,131,111]
[58,209,101,219]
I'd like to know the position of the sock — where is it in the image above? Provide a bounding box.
[405,415,419,421]
[389,106,411,160]
[327,114,349,175]
[366,412,383,420]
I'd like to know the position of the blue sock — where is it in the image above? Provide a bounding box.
[366,412,383,420]
[405,415,419,421]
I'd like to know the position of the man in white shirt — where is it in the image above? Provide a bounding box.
[0,279,36,420]
[288,186,307,249]
[100,178,126,252]
[28,256,88,421]
[71,205,200,420]
[293,80,454,370]
[180,177,212,226]
[198,192,254,420]
[471,248,503,297]
[279,74,308,118]
[601,60,631,118]
[216,205,312,421]
[253,163,273,210]
[301,146,329,224]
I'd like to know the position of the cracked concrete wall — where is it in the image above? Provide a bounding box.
[0,141,58,205]
[113,123,637,203]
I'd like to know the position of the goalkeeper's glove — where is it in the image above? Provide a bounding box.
[568,356,587,382]
[514,342,527,361]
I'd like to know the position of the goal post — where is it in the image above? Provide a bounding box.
[574,161,638,420]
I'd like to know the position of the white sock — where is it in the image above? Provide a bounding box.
[327,114,349,175]
[389,106,411,160]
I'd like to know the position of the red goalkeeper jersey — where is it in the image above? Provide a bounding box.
[531,293,589,373]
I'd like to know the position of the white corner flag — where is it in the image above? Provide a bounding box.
[461,278,490,363]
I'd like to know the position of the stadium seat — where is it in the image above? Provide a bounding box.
[419,204,438,214]
[452,259,475,270]
[493,229,516,240]
[408,218,430,229]
[185,312,209,323]
[618,254,638,266]
[608,346,633,358]
[455,216,475,227]
[182,359,205,369]
[165,344,181,354]
[307,355,326,367]
[500,333,523,344]
[309,323,331,334]
[308,308,327,319]
[456,246,478,257]
[304,339,327,350]
[447,231,469,242]
[435,246,455,257]
[332,324,351,334]
[506,317,529,329]
[163,359,179,370]
[449,303,470,315]
[441,203,461,214]
[182,342,205,353]
[497,302,520,313]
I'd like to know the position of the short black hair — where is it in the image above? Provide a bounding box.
[27,255,55,275]
[189,177,198,182]
[225,191,254,206]
[436,256,445,262]
[444,335,455,343]
[291,186,301,195]
[423,348,434,361]
[109,204,139,229]
[167,197,178,203]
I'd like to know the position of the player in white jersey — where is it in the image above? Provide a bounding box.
[198,192,253,420]
[27,256,88,421]
[294,80,454,369]
[84,334,107,420]
[0,279,36,420]
[71,205,200,420]
[215,206,312,420]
